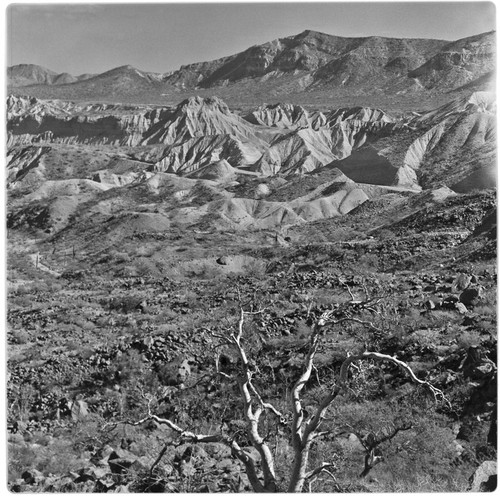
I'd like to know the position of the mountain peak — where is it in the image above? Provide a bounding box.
[179,95,230,112]
[117,64,137,71]
[294,29,330,39]
[103,64,139,74]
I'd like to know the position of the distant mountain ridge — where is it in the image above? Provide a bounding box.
[168,29,449,88]
[7,30,495,105]
[7,63,95,86]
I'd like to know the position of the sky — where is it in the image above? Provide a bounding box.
[5,1,498,75]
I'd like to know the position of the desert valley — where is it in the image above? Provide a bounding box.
[6,26,497,492]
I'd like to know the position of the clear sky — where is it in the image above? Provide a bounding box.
[6,1,497,75]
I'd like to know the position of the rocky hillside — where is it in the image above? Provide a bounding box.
[164,30,446,89]
[408,31,496,90]
[8,30,495,108]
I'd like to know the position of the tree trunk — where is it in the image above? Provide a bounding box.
[287,445,310,492]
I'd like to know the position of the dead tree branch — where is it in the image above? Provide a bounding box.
[338,352,450,407]
[348,422,413,477]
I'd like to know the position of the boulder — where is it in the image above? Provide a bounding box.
[441,295,459,309]
[70,399,90,422]
[21,469,45,485]
[457,419,483,442]
[107,449,139,474]
[459,287,482,306]
[177,359,192,383]
[10,480,24,492]
[94,444,116,466]
[114,484,130,493]
[129,456,154,473]
[51,475,75,491]
[452,273,472,292]
[462,346,496,380]
[10,420,28,434]
[468,460,497,492]
[455,302,468,314]
[136,300,148,313]
[462,315,478,326]
[94,477,116,492]
[74,466,108,482]
[423,299,436,310]
[347,433,365,451]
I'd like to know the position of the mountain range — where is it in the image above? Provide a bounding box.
[6,27,497,243]
[8,29,495,109]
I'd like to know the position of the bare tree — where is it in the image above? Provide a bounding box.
[115,301,449,493]
[347,422,413,478]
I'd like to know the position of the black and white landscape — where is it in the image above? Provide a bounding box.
[6,3,497,493]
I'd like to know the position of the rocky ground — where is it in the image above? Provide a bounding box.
[6,183,497,491]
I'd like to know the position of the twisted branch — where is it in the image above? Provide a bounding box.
[110,398,266,491]
[338,352,451,407]
[305,460,337,481]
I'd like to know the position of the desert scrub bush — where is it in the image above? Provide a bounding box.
[120,265,140,277]
[425,310,462,328]
[242,258,266,277]
[109,250,131,263]
[13,279,51,295]
[9,283,32,296]
[9,294,34,309]
[330,227,363,241]
[72,316,96,331]
[156,310,179,323]
[474,303,497,317]
[9,436,88,482]
[133,245,158,258]
[8,382,38,422]
[328,396,463,488]
[367,420,470,492]
[135,257,160,277]
[10,329,30,344]
[186,262,220,280]
[108,295,145,314]
[357,253,380,272]
[377,228,396,240]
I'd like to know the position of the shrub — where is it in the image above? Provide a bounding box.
[455,329,484,350]
[357,253,380,272]
[135,258,159,277]
[9,437,87,482]
[11,330,30,344]
[110,251,131,263]
[378,229,396,240]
